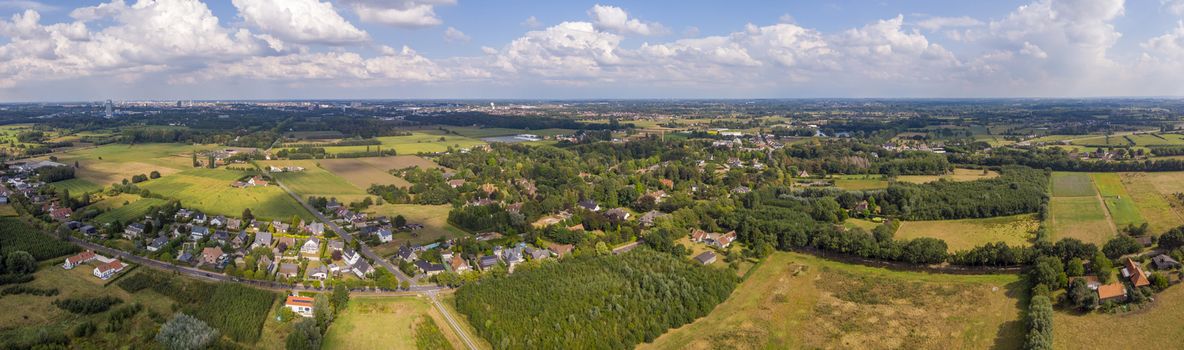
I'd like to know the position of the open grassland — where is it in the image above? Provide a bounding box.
[369,204,467,254]
[829,174,888,190]
[440,126,574,138]
[260,160,366,198]
[843,218,881,231]
[93,196,169,224]
[41,143,236,186]
[1052,172,1097,197]
[640,252,1024,350]
[1053,282,1184,349]
[319,156,442,189]
[1071,135,1133,146]
[0,204,17,217]
[1125,133,1184,146]
[318,131,486,155]
[1049,197,1113,245]
[896,214,1038,252]
[1090,173,1145,228]
[323,296,462,350]
[1119,172,1184,233]
[47,178,103,195]
[897,168,1000,184]
[140,168,311,221]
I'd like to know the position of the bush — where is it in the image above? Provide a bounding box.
[52,296,123,314]
[1,285,58,297]
[286,318,322,350]
[1103,235,1141,259]
[73,321,97,338]
[156,313,219,350]
[1026,295,1054,350]
[4,251,36,275]
[0,273,35,286]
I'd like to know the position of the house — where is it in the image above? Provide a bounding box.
[659,178,674,189]
[190,226,210,241]
[49,207,72,221]
[272,221,290,233]
[352,259,374,278]
[327,240,345,255]
[1097,282,1128,303]
[225,218,242,230]
[277,263,300,278]
[342,250,361,266]
[93,260,126,280]
[123,223,145,239]
[285,296,315,317]
[300,238,321,258]
[177,252,194,264]
[798,170,810,178]
[308,265,328,280]
[192,212,207,225]
[147,236,169,252]
[478,255,500,270]
[730,186,751,194]
[325,200,342,211]
[232,231,250,247]
[415,260,446,276]
[209,216,226,227]
[175,209,193,221]
[80,225,97,236]
[447,179,466,188]
[694,251,717,265]
[201,247,224,265]
[525,246,550,261]
[578,199,600,211]
[639,210,667,227]
[277,237,297,251]
[1152,254,1182,270]
[258,256,275,275]
[604,208,631,222]
[62,251,97,269]
[212,230,230,244]
[502,246,525,266]
[450,255,470,273]
[691,229,736,249]
[254,231,273,248]
[396,246,418,262]
[305,222,324,235]
[549,243,574,258]
[1123,258,1151,287]
[65,221,82,230]
[1136,236,1154,247]
[247,176,268,187]
[377,228,393,243]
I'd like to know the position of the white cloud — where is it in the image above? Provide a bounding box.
[1163,0,1184,15]
[915,16,982,31]
[521,16,542,28]
[231,0,368,45]
[174,46,489,85]
[340,0,454,28]
[587,4,667,36]
[0,1,58,12]
[443,26,470,42]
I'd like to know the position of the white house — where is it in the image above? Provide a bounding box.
[93,260,125,280]
[285,296,315,318]
[63,251,96,269]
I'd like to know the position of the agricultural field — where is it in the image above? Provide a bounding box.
[1089,173,1145,228]
[92,195,169,224]
[1048,197,1113,245]
[318,156,442,189]
[1119,172,1184,233]
[322,296,464,350]
[369,204,467,253]
[897,168,999,184]
[640,252,1024,350]
[38,143,239,187]
[139,168,312,221]
[316,131,486,155]
[1053,282,1184,349]
[440,126,574,139]
[47,178,103,195]
[896,214,1038,252]
[260,160,367,199]
[829,174,888,190]
[1125,133,1184,146]
[1051,172,1097,197]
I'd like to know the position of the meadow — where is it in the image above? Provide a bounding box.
[440,126,574,138]
[1119,172,1184,233]
[369,204,467,254]
[92,194,169,224]
[315,131,486,155]
[897,168,999,184]
[47,178,104,195]
[1053,282,1184,349]
[42,143,240,188]
[260,160,368,200]
[139,168,312,221]
[896,214,1038,252]
[318,156,441,189]
[829,174,888,190]
[1049,197,1113,245]
[1051,172,1097,197]
[322,296,463,350]
[1089,173,1145,228]
[640,251,1024,350]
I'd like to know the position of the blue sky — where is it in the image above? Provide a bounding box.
[1,0,1184,101]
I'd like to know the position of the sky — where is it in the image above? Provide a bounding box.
[1,0,1184,101]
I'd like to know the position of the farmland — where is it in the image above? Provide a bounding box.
[139,168,312,221]
[440,126,574,139]
[369,204,467,253]
[1053,281,1184,349]
[0,217,79,260]
[1049,197,1113,245]
[322,296,463,350]
[318,156,441,189]
[47,178,103,195]
[261,160,367,199]
[640,251,1024,350]
[1089,173,1145,228]
[829,174,888,190]
[304,131,486,155]
[1051,172,1097,197]
[895,214,1039,252]
[92,195,169,224]
[1119,172,1184,233]
[42,143,239,187]
[897,168,999,184]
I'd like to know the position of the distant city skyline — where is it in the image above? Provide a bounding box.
[2,0,1184,101]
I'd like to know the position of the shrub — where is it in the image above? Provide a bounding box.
[156,313,219,350]
[1,285,59,297]
[73,321,97,338]
[52,296,123,314]
[1025,295,1054,350]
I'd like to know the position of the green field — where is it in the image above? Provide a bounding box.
[261,160,367,199]
[440,126,574,138]
[896,214,1039,252]
[370,204,467,255]
[93,195,169,224]
[897,168,999,184]
[1049,197,1113,245]
[640,251,1024,350]
[314,131,486,155]
[41,143,241,187]
[1089,173,1145,228]
[1119,172,1184,233]
[48,178,104,195]
[323,296,462,350]
[1051,172,1097,197]
[140,168,312,221]
[1054,281,1184,349]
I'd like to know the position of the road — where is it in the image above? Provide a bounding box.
[427,290,480,350]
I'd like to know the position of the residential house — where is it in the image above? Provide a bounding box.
[730,186,751,194]
[342,250,361,266]
[177,252,194,264]
[62,251,97,269]
[549,243,574,258]
[254,231,273,248]
[691,229,736,249]
[247,176,268,187]
[49,207,72,221]
[450,255,470,273]
[232,231,250,248]
[327,240,344,255]
[604,208,631,222]
[175,209,193,221]
[377,228,393,243]
[447,179,466,188]
[694,251,717,265]
[524,246,550,261]
[123,223,145,239]
[578,199,600,211]
[502,245,525,266]
[478,255,500,270]
[415,260,446,276]
[209,216,226,227]
[190,226,210,241]
[325,200,342,211]
[277,263,299,279]
[1097,282,1128,303]
[308,266,328,280]
[277,237,297,251]
[285,296,315,317]
[1152,254,1182,270]
[659,178,674,189]
[225,218,242,230]
[1123,258,1151,288]
[201,247,224,265]
[147,236,169,252]
[300,238,321,259]
[352,259,374,278]
[1136,236,1154,247]
[212,230,230,245]
[192,212,207,225]
[272,221,290,233]
[258,256,275,275]
[79,225,97,236]
[639,210,667,227]
[305,222,324,235]
[93,260,125,280]
[393,247,417,263]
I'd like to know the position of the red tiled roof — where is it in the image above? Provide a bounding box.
[1125,258,1150,287]
[1097,282,1127,301]
[66,251,96,265]
[286,296,314,307]
[96,259,124,273]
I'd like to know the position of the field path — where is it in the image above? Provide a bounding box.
[427,291,479,350]
[1094,191,1119,236]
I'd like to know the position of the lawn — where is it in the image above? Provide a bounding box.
[92,194,169,224]
[368,204,467,253]
[896,214,1039,252]
[322,296,463,350]
[140,168,312,221]
[318,156,443,189]
[1090,173,1145,228]
[1053,283,1184,349]
[1051,172,1097,197]
[318,131,486,155]
[1119,172,1184,234]
[1049,197,1114,245]
[640,251,1024,350]
[0,204,17,217]
[897,168,999,184]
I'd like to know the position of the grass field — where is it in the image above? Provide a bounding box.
[260,160,367,199]
[832,179,888,190]
[318,156,442,189]
[92,194,169,224]
[1053,282,1184,349]
[369,204,467,253]
[0,204,17,217]
[1119,172,1184,233]
[1090,173,1145,228]
[441,126,574,138]
[47,178,103,195]
[322,296,463,350]
[315,132,486,155]
[639,251,1024,350]
[896,214,1039,251]
[843,218,881,231]
[897,168,999,184]
[140,168,312,221]
[1049,197,1113,245]
[1052,172,1097,197]
[40,143,240,187]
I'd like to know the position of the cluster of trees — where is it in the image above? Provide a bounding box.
[287,285,350,350]
[156,313,220,350]
[956,147,1184,172]
[53,296,124,314]
[0,217,80,260]
[409,112,628,131]
[35,165,75,182]
[119,271,276,343]
[878,166,1048,220]
[455,249,737,349]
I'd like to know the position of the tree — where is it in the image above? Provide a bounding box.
[150,170,161,179]
[1150,272,1170,291]
[394,215,407,228]
[1158,227,1184,250]
[192,152,199,167]
[1067,278,1098,311]
[1032,256,1067,290]
[332,284,350,312]
[1066,257,1085,276]
[313,293,333,328]
[286,318,322,350]
[156,313,219,350]
[1094,252,1115,283]
[1026,295,1054,350]
[242,208,254,223]
[5,251,36,275]
[1102,235,1141,259]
